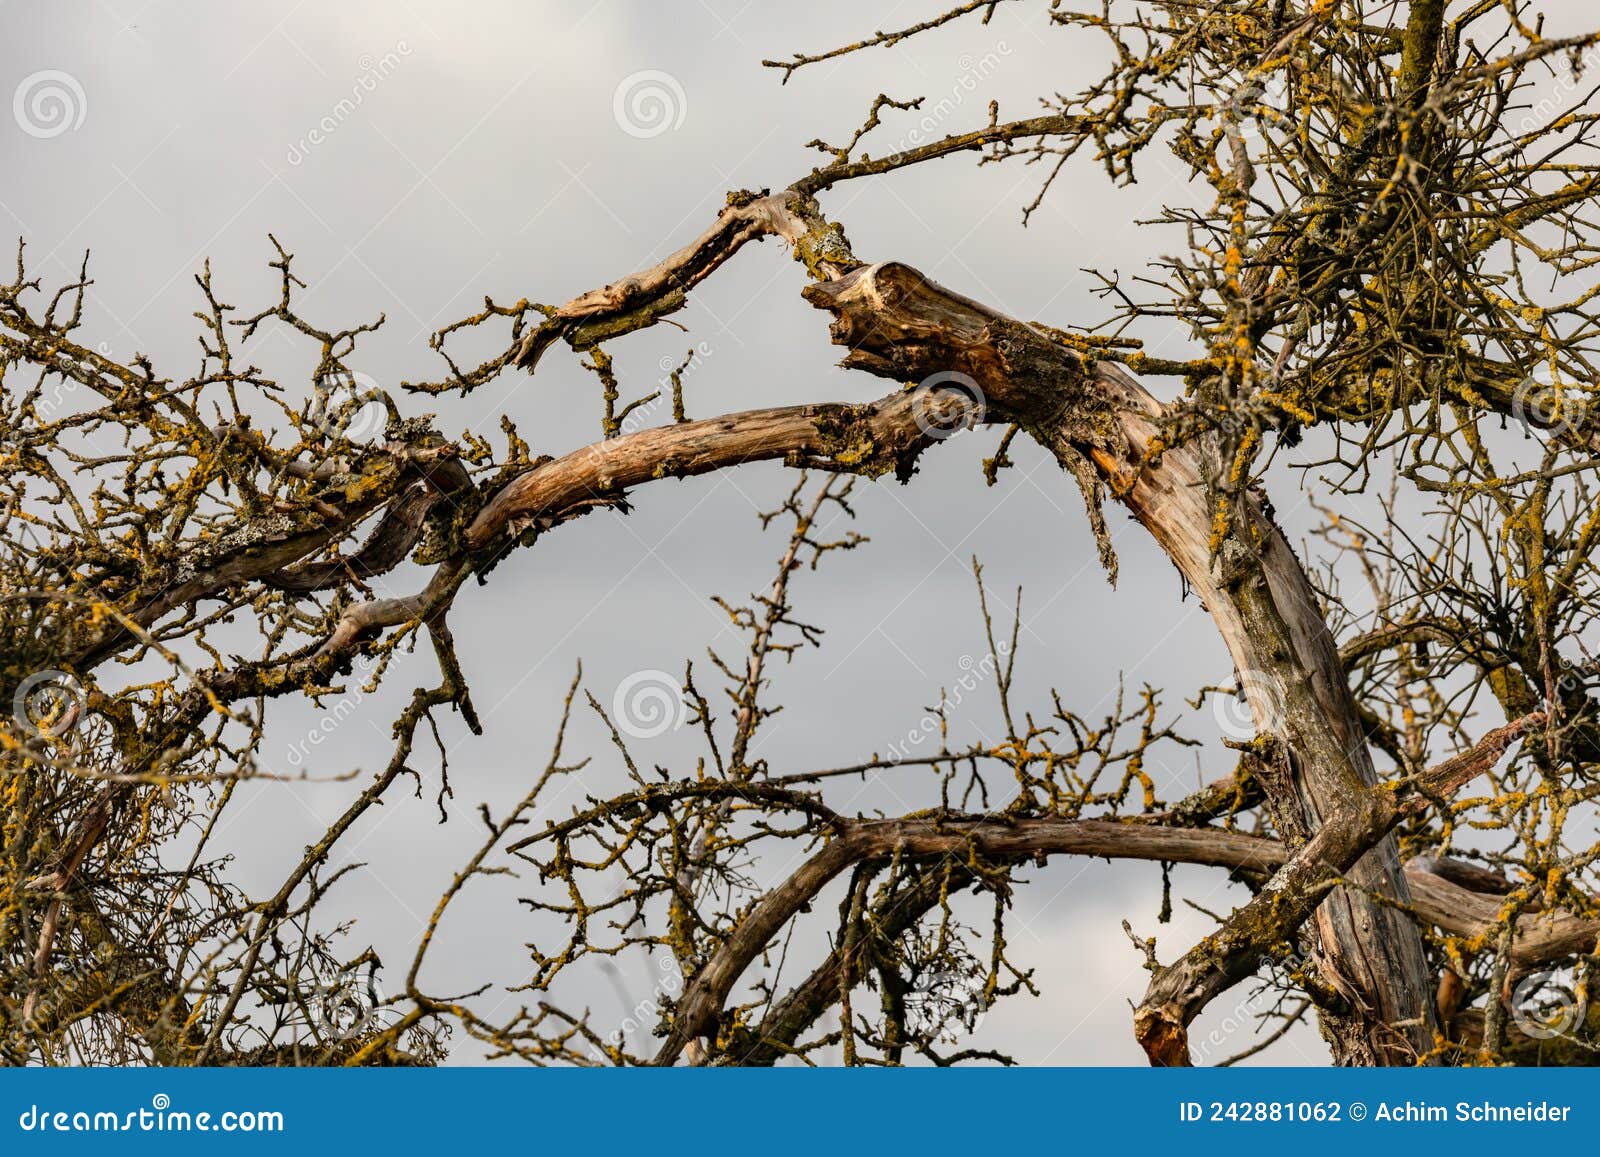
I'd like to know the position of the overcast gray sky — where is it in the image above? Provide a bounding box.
[13,0,1585,1066]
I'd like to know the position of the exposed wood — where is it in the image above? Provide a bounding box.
[802,261,1443,1063]
[465,391,949,550]
[1131,714,1540,1065]
[651,733,1580,1066]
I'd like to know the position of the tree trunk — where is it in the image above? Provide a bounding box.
[804,262,1439,1064]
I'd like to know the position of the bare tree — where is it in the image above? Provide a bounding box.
[5,0,1600,1067]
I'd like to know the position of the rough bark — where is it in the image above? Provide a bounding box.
[465,391,944,550]
[649,719,1554,1066]
[802,261,1443,1063]
[481,186,1537,1065]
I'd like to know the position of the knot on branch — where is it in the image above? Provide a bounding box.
[803,262,1124,580]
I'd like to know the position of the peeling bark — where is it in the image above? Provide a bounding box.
[802,261,1445,1063]
[648,722,1554,1067]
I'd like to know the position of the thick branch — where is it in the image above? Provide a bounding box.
[1132,714,1540,1066]
[466,392,946,551]
[652,747,1587,1067]
[803,260,1444,1063]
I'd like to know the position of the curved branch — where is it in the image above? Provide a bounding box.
[654,816,1285,1065]
[266,458,474,594]
[651,733,1584,1068]
[801,259,1444,1062]
[465,391,948,551]
[1132,713,1541,1066]
[508,191,851,373]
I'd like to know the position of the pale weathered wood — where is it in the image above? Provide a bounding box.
[651,736,1575,1066]
[471,202,1544,1066]
[801,261,1443,1063]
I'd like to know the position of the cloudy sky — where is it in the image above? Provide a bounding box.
[12,1,1584,1066]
